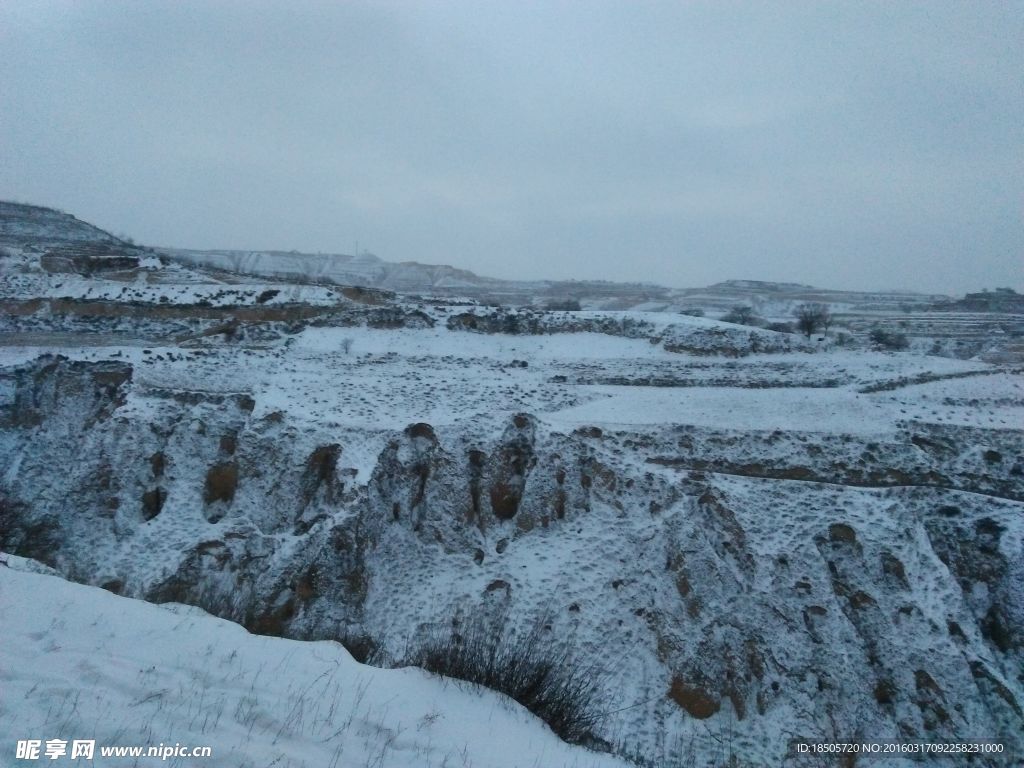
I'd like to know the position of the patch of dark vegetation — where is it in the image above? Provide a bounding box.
[399,612,604,746]
[868,326,909,350]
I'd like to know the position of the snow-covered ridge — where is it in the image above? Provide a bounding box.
[162,247,507,295]
[0,202,126,247]
[0,559,629,768]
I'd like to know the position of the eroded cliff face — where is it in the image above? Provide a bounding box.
[1,355,1021,763]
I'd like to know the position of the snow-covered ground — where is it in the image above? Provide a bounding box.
[0,557,629,768]
[545,385,898,434]
[1,324,1014,440]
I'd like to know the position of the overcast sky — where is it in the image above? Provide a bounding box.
[1,2,1020,294]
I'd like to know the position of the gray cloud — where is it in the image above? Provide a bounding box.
[1,1,1020,293]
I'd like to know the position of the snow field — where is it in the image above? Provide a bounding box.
[0,561,629,768]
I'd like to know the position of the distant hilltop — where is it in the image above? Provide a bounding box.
[0,199,962,312]
[0,201,127,247]
[939,288,1024,313]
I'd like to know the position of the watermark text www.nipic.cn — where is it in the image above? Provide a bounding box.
[15,740,213,761]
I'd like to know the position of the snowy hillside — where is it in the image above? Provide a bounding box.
[163,248,498,295]
[0,202,124,247]
[0,557,629,768]
[1,201,1022,767]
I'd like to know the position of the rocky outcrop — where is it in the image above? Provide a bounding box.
[0,201,127,247]
[0,355,131,428]
[486,414,536,520]
[40,243,140,276]
[0,355,1021,764]
[926,516,1023,664]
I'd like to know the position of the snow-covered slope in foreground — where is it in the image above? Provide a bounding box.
[0,559,628,768]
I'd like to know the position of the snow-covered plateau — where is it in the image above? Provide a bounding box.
[1,202,1022,766]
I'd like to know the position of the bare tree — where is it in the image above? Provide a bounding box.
[794,302,830,338]
[722,305,756,325]
[340,337,354,354]
[819,304,833,335]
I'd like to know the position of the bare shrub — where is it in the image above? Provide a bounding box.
[399,611,604,746]
[869,326,909,350]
